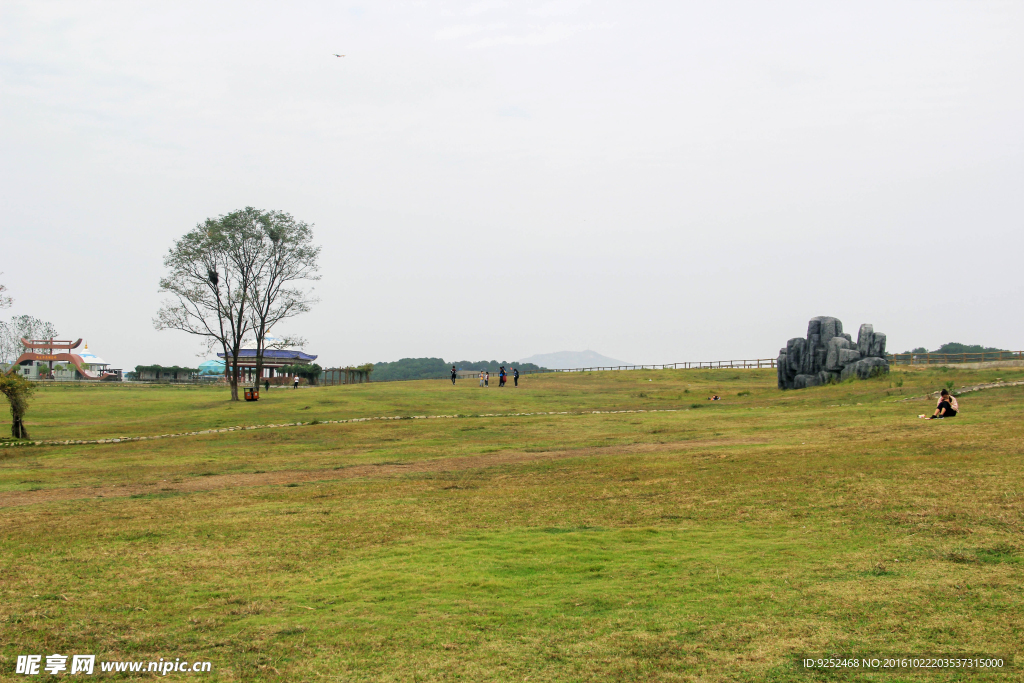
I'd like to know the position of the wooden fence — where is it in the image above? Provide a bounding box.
[319,351,1024,385]
[521,359,778,374]
[887,351,1024,366]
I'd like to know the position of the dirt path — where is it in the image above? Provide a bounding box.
[0,438,760,508]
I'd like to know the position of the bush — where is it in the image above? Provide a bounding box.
[0,374,35,439]
[278,363,323,384]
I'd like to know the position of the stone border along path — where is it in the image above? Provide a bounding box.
[7,379,1021,449]
[893,379,1024,402]
[0,408,685,449]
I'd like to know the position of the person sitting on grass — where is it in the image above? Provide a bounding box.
[929,389,958,419]
[708,394,720,401]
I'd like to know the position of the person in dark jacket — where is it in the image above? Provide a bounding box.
[929,389,958,418]
[451,365,457,385]
[513,368,519,387]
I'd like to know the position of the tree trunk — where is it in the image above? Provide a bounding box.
[254,334,264,393]
[230,357,240,401]
[12,414,28,439]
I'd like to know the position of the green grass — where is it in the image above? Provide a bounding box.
[1,367,1022,681]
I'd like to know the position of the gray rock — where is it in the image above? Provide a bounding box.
[839,356,889,381]
[826,337,853,371]
[839,348,862,365]
[819,317,842,347]
[814,347,827,374]
[816,370,838,386]
[857,324,873,357]
[793,374,820,389]
[869,332,886,358]
[807,317,823,338]
[779,317,888,389]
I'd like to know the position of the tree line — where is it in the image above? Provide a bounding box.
[370,357,547,382]
[902,343,1010,355]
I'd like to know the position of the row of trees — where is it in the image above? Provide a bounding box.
[155,208,320,401]
[277,363,324,384]
[131,365,200,380]
[369,358,548,382]
[903,343,1010,355]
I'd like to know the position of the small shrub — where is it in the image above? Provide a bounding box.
[690,403,704,409]
[737,391,751,396]
[946,548,977,564]
[871,563,889,576]
[945,381,955,392]
[894,375,904,388]
[228,601,266,616]
[975,543,1020,564]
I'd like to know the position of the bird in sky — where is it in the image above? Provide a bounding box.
[334,54,345,57]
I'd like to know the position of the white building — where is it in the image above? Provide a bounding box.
[23,343,118,380]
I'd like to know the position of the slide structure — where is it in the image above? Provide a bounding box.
[5,338,116,381]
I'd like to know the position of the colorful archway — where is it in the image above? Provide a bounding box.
[6,338,116,381]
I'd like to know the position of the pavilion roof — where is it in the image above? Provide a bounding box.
[217,349,318,362]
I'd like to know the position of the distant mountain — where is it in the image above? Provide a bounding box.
[519,350,630,369]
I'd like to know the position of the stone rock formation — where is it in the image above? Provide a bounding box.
[777,317,888,389]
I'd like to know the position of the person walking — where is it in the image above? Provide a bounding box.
[513,367,519,387]
[485,371,489,387]
[451,365,457,385]
[499,366,506,387]
[264,379,270,392]
[293,376,299,389]
[479,371,485,387]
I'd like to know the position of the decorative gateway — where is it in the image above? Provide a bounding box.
[6,338,117,381]
[777,317,888,389]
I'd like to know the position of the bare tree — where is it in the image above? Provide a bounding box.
[246,211,320,386]
[0,321,18,365]
[155,210,265,401]
[0,316,58,365]
[0,274,12,310]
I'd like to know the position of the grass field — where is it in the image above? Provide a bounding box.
[1,366,1022,681]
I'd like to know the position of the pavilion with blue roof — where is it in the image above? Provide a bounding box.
[216,348,318,382]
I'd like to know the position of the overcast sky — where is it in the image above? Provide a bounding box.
[2,1,1022,369]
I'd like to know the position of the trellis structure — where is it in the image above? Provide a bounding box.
[320,365,374,385]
